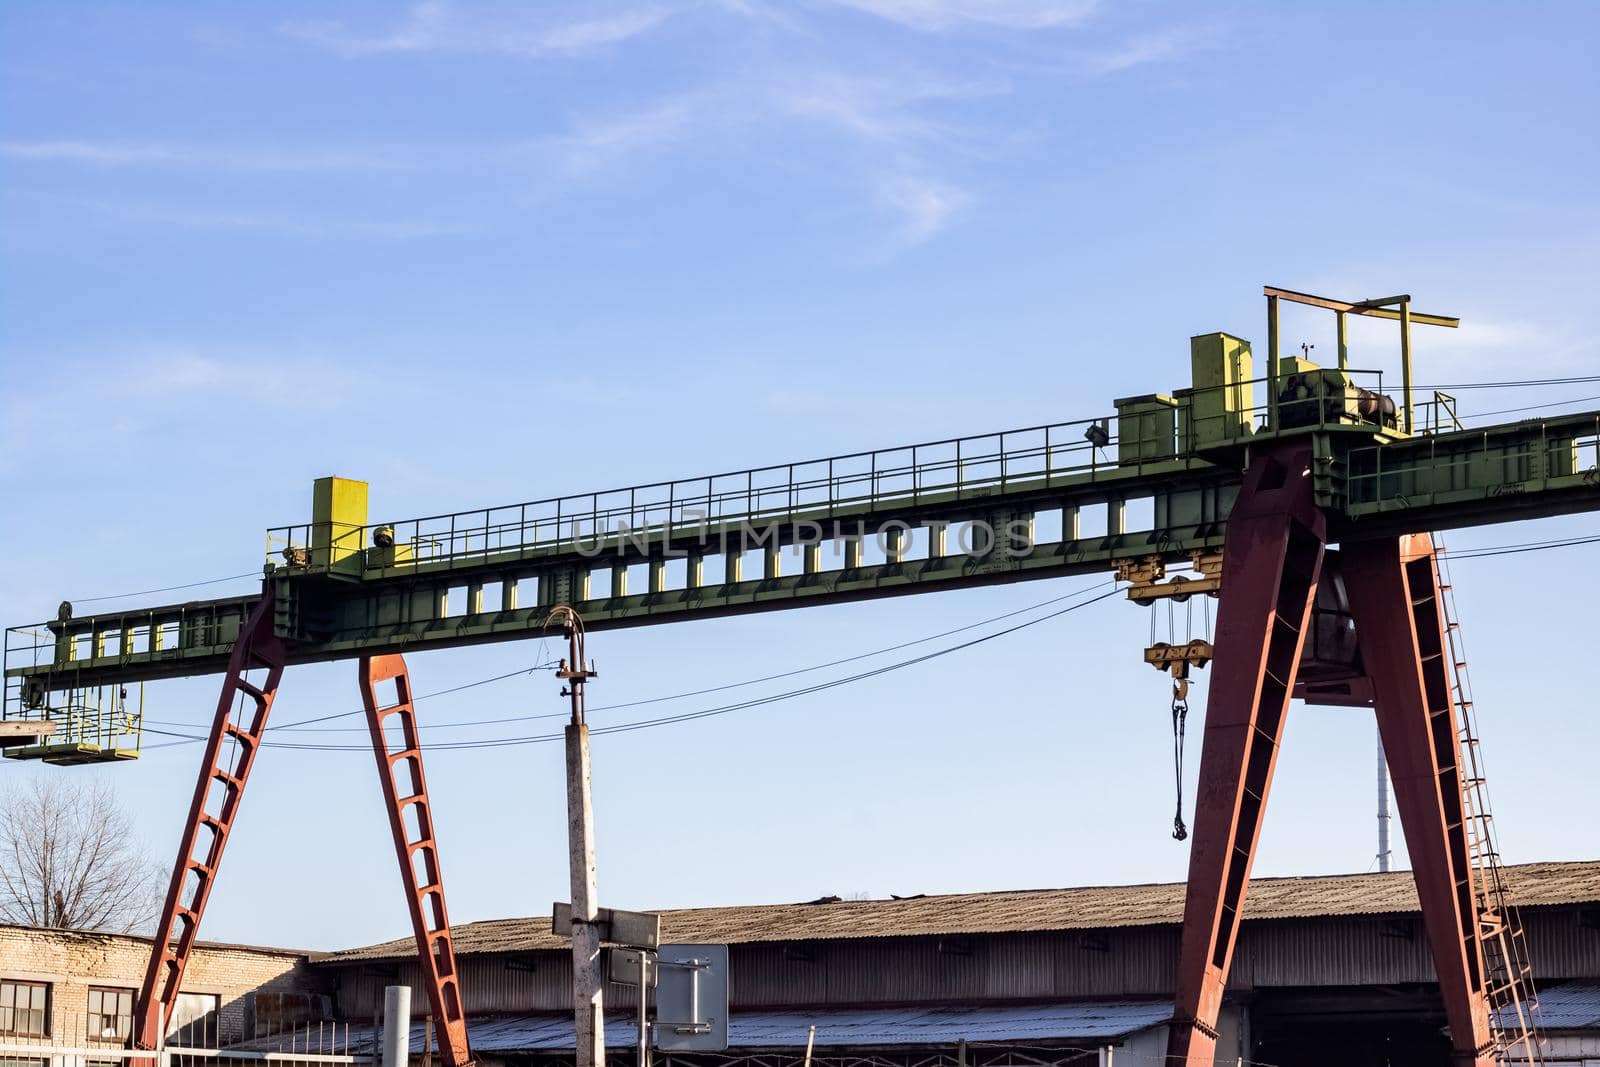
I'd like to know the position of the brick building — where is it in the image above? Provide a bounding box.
[0,924,328,1058]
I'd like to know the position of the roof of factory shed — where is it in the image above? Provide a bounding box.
[323,859,1600,963]
[247,1002,1177,1054]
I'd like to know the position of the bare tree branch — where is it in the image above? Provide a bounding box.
[0,775,163,933]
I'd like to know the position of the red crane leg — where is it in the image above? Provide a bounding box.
[1342,534,1494,1066]
[1168,444,1326,1063]
[135,586,284,1050]
[359,654,474,1067]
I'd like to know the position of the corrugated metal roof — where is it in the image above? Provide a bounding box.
[256,1002,1174,1055]
[1513,982,1600,1031]
[323,860,1600,963]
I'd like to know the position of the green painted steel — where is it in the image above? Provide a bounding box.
[6,345,1600,707]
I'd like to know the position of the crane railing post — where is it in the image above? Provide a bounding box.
[1401,297,1415,433]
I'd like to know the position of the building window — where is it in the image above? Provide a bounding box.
[167,993,221,1049]
[86,987,133,1041]
[0,1059,50,1067]
[0,981,49,1037]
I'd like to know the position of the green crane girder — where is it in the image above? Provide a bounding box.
[7,403,1599,703]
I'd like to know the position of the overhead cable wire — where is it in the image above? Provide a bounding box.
[1415,375,1600,390]
[1439,532,1600,560]
[142,660,562,732]
[153,579,1118,735]
[141,586,1122,753]
[1461,393,1600,422]
[70,572,262,605]
[263,586,1124,752]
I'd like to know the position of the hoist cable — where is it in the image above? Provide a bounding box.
[1171,693,1189,841]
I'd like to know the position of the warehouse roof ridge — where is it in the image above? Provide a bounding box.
[323,858,1600,963]
[0,921,322,959]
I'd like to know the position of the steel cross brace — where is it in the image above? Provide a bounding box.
[359,654,475,1067]
[1166,445,1495,1066]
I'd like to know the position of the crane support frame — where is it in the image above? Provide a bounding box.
[1167,469,1501,1063]
[358,654,475,1067]
[1343,535,1495,1065]
[134,586,285,1051]
[1167,443,1327,1062]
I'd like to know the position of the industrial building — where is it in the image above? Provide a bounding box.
[6,861,1600,1066]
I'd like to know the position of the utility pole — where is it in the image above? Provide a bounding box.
[1377,729,1392,873]
[552,606,606,1067]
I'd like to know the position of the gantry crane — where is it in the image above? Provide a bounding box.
[6,286,1597,1066]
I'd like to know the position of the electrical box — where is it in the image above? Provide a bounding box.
[1114,394,1180,464]
[311,477,369,572]
[1188,333,1255,450]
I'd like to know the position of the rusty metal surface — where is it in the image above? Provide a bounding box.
[1168,441,1328,1064]
[358,653,473,1067]
[135,590,285,1052]
[1344,535,1495,1061]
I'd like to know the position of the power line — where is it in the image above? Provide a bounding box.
[159,580,1117,735]
[268,586,1124,753]
[142,659,562,732]
[141,585,1122,754]
[72,572,261,605]
[1461,393,1600,422]
[1416,375,1600,390]
[1439,532,1600,560]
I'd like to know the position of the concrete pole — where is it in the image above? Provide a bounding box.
[555,606,606,1067]
[1377,730,1392,873]
[567,721,606,1066]
[638,955,650,1067]
[381,986,412,1067]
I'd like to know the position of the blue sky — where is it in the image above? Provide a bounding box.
[2,1,1598,952]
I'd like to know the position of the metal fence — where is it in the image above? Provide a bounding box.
[0,1008,369,1067]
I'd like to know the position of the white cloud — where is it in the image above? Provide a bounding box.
[1080,26,1212,76]
[522,69,989,243]
[285,1,671,59]
[0,139,409,173]
[544,91,708,172]
[878,174,967,241]
[775,69,1002,144]
[826,0,1098,31]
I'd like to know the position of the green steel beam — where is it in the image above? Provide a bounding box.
[9,466,1241,690]
[8,406,1600,700]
